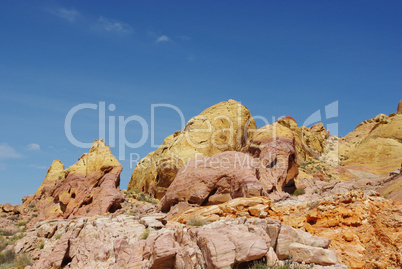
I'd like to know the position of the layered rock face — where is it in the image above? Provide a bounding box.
[15,214,338,269]
[242,122,299,193]
[271,191,402,269]
[339,112,402,174]
[128,99,257,199]
[21,140,124,223]
[171,191,402,269]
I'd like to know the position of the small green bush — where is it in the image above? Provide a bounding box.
[55,233,62,240]
[293,188,305,196]
[139,228,150,240]
[37,241,45,249]
[187,217,208,227]
[17,221,27,227]
[0,249,16,265]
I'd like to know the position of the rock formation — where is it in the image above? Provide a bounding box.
[397,98,402,114]
[276,118,329,162]
[127,99,257,199]
[339,112,402,174]
[242,122,299,193]
[21,139,124,224]
[158,151,267,212]
[271,190,402,268]
[14,214,339,268]
[377,164,402,202]
[170,190,402,269]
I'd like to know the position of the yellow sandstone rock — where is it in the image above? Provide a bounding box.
[128,99,257,199]
[340,113,402,174]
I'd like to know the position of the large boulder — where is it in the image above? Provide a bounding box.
[127,99,257,199]
[158,151,267,212]
[242,122,299,193]
[22,139,124,223]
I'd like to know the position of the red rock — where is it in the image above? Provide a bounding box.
[22,140,124,223]
[242,123,298,193]
[159,151,267,212]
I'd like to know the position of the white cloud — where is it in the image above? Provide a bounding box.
[94,17,133,34]
[26,143,40,151]
[0,143,22,159]
[48,8,79,23]
[156,35,171,43]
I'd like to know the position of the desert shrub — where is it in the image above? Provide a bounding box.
[249,259,267,269]
[187,217,208,227]
[55,233,62,240]
[0,237,8,252]
[0,249,16,265]
[8,216,18,222]
[139,228,150,240]
[15,253,33,268]
[0,229,13,237]
[32,214,38,218]
[136,193,158,205]
[293,188,305,196]
[37,241,45,249]
[17,221,27,227]
[9,233,25,243]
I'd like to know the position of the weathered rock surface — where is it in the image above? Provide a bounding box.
[277,118,329,163]
[128,99,257,199]
[241,122,299,193]
[339,112,402,174]
[1,202,15,213]
[21,140,124,224]
[377,164,402,202]
[158,151,267,212]
[289,243,338,265]
[276,224,330,259]
[15,214,339,268]
[271,190,402,268]
[170,196,273,223]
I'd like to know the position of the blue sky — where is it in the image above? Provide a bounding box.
[0,1,401,204]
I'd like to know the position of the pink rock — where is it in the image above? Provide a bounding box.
[149,231,177,268]
[276,224,331,259]
[194,228,236,268]
[159,151,267,212]
[289,242,338,265]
